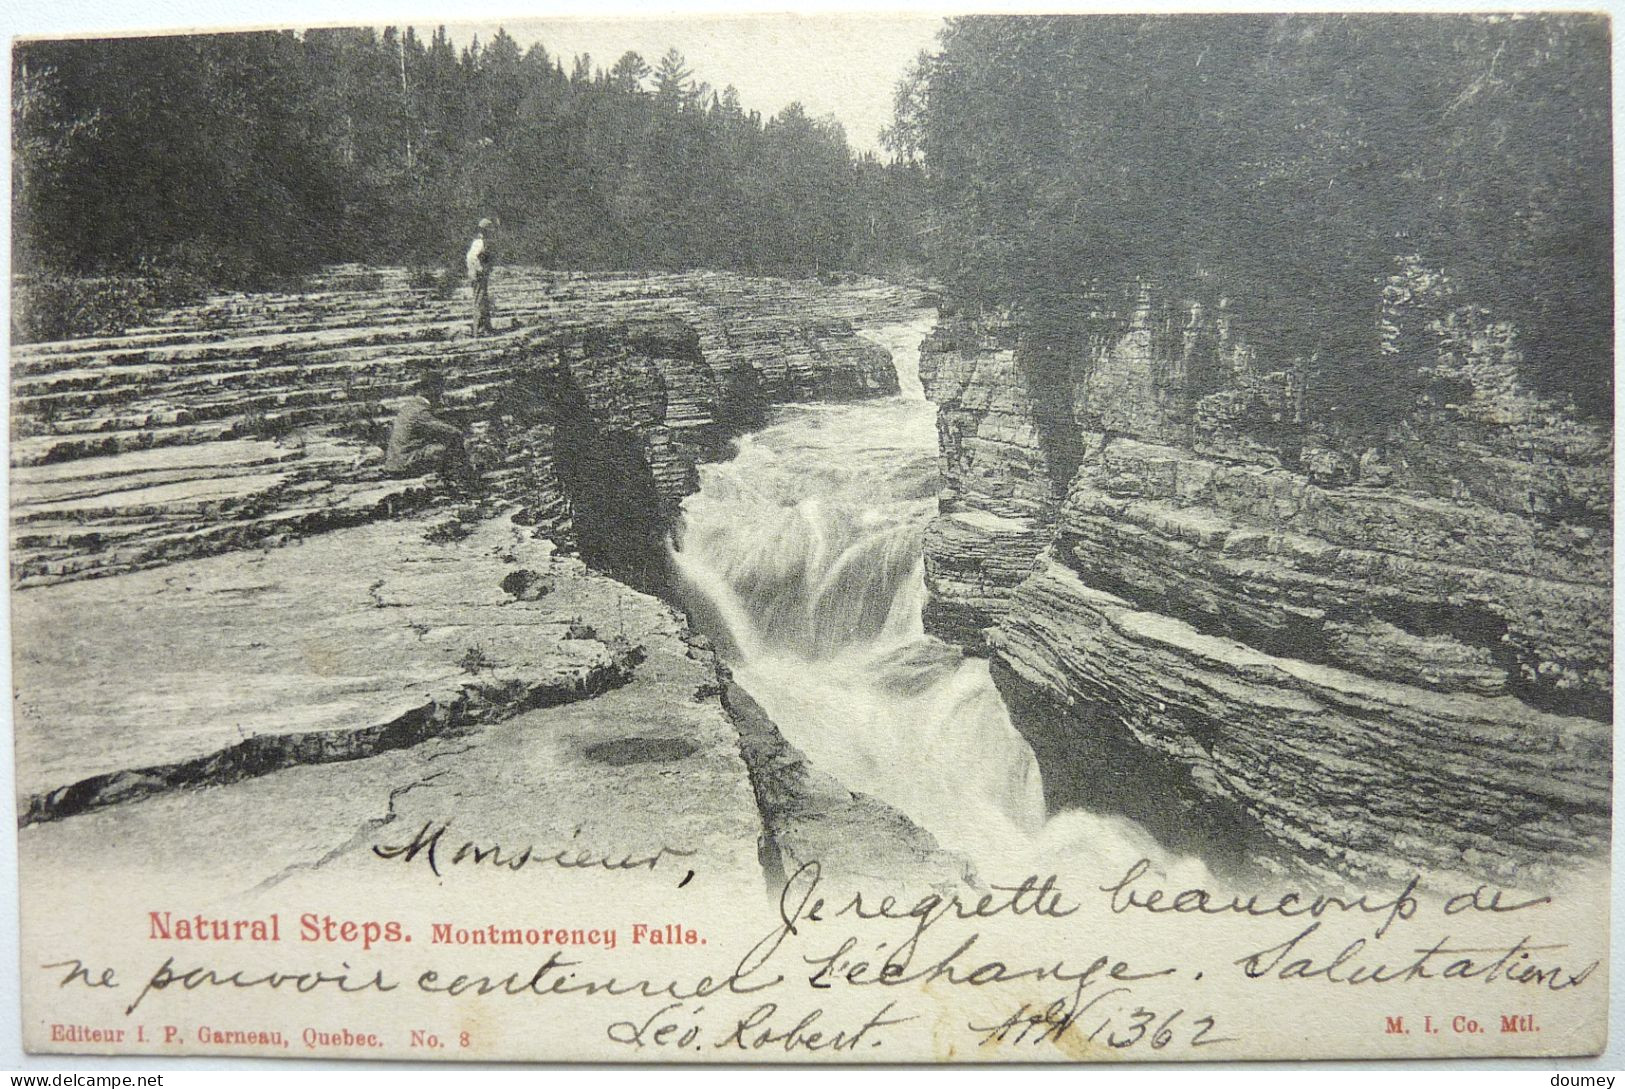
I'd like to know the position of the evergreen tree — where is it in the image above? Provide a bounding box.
[609,51,650,93]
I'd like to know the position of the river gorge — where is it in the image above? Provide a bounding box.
[10,267,1610,901]
[672,316,1213,887]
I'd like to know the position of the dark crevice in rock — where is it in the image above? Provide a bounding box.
[1015,325,1088,496]
[548,376,671,595]
[1507,671,1613,723]
[19,656,638,828]
[715,361,769,436]
[989,659,1281,884]
[624,319,704,365]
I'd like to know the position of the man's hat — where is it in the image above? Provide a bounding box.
[477,218,494,230]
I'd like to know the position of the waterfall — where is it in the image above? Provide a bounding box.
[671,314,1210,882]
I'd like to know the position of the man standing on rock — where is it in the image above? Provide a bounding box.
[466,217,497,336]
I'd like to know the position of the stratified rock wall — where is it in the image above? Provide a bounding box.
[918,315,1063,646]
[920,267,1612,882]
[11,269,919,589]
[12,269,956,884]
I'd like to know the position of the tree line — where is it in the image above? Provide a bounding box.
[13,27,926,286]
[888,14,1612,421]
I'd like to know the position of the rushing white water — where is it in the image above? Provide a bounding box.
[672,315,1210,882]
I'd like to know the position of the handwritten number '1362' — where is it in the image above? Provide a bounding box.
[1097,1008,1233,1050]
[970,989,1239,1051]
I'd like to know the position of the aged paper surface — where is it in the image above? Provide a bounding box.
[7,10,1614,1064]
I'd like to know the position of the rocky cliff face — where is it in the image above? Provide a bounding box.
[12,268,909,592]
[920,266,1612,885]
[12,268,962,893]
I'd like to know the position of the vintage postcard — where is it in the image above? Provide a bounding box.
[7,10,1613,1064]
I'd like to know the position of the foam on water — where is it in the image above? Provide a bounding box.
[670,314,1211,884]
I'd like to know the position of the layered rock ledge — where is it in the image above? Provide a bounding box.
[920,274,1612,884]
[12,268,911,590]
[12,268,960,895]
[16,507,771,894]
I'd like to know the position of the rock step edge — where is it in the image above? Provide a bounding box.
[17,653,641,828]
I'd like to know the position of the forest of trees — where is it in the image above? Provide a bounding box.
[14,14,1612,415]
[13,27,926,288]
[890,14,1612,419]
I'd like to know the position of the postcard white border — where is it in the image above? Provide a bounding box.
[0,0,1619,1074]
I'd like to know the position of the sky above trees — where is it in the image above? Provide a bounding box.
[7,7,944,156]
[437,15,943,154]
[13,26,929,284]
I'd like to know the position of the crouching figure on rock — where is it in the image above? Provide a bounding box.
[384,371,478,491]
